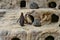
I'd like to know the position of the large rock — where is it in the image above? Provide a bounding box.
[33,18,41,26]
[30,2,39,9]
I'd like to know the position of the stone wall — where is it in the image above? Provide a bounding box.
[0,0,60,40]
[0,27,60,40]
[0,0,60,9]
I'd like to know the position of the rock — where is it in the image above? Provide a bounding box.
[30,2,39,9]
[33,19,41,27]
[0,30,8,36]
[48,2,57,8]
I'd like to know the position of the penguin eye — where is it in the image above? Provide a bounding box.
[45,36,54,40]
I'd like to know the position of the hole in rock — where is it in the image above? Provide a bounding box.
[51,14,59,23]
[45,36,54,40]
[30,2,39,9]
[48,2,57,8]
[0,11,6,17]
[11,37,20,40]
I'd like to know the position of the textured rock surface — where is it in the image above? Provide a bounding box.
[0,9,60,40]
[0,0,60,9]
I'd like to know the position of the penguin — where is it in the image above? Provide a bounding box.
[19,12,24,26]
[24,13,34,24]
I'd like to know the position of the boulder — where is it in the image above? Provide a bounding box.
[30,2,39,9]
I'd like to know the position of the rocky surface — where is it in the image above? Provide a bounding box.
[0,0,60,9]
[0,9,60,40]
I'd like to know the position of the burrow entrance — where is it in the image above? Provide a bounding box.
[20,0,26,8]
[51,14,59,23]
[48,2,57,8]
[11,37,20,40]
[45,36,54,40]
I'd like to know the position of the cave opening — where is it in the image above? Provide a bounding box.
[11,37,20,40]
[28,15,34,23]
[48,2,57,8]
[45,36,54,40]
[20,0,26,8]
[51,14,59,23]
